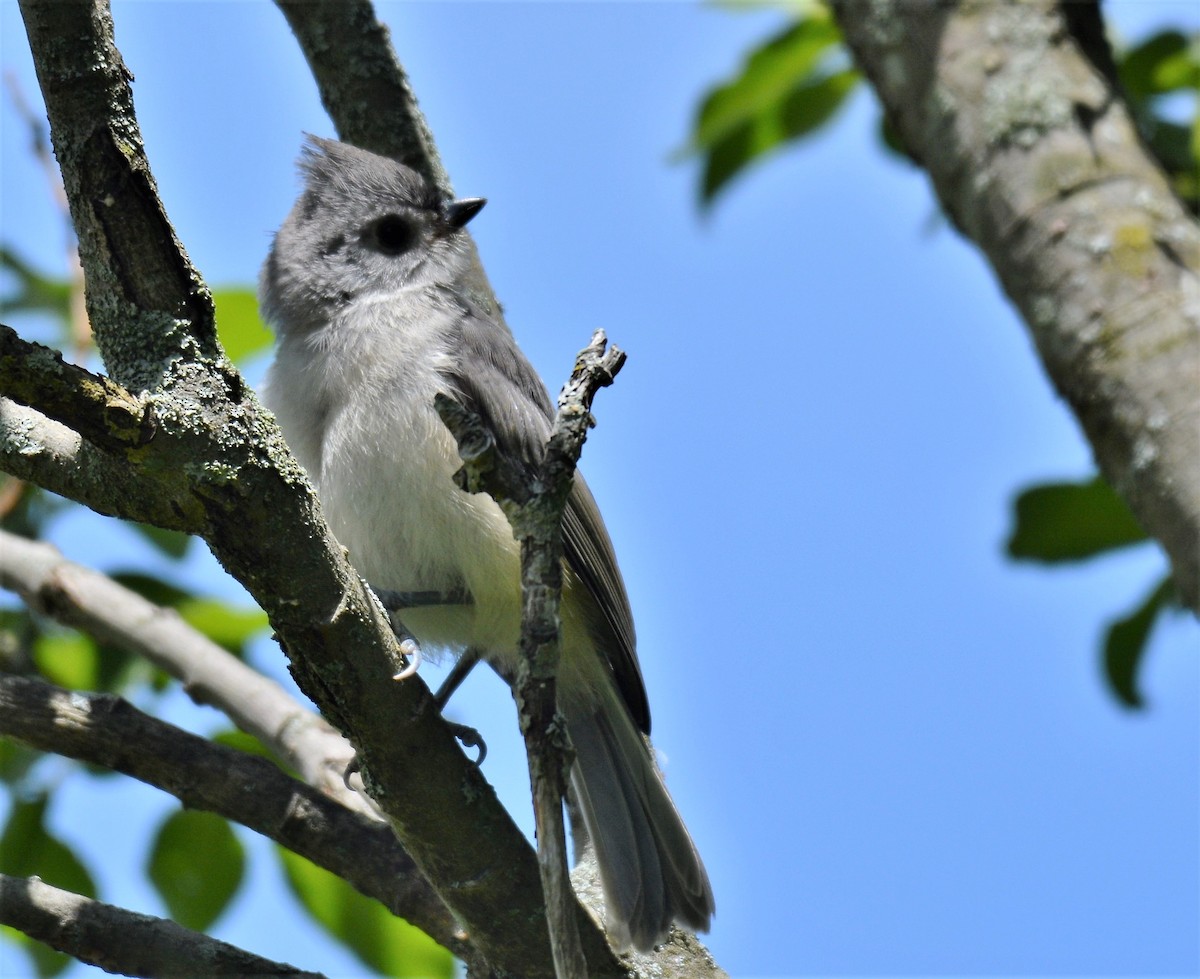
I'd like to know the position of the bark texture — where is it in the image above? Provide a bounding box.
[831,0,1200,610]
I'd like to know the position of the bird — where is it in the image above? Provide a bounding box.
[259,135,714,950]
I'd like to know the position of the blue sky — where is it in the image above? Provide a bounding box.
[2,3,1198,977]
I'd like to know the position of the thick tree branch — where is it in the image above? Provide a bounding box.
[0,873,324,977]
[0,398,196,532]
[0,323,154,451]
[273,0,448,194]
[830,0,1200,611]
[0,672,475,962]
[15,3,580,974]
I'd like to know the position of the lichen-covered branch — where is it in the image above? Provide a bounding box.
[15,3,566,974]
[830,0,1200,611]
[0,324,154,452]
[0,873,324,977]
[0,398,196,532]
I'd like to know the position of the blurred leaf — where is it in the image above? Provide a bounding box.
[1119,31,1198,97]
[177,598,269,655]
[109,571,193,609]
[107,573,267,655]
[31,631,101,690]
[146,809,244,931]
[278,847,454,978]
[1103,576,1176,709]
[0,925,72,978]
[130,522,193,560]
[0,795,96,896]
[31,630,137,694]
[0,246,71,321]
[0,738,42,785]
[213,288,273,363]
[1117,29,1199,213]
[685,9,860,202]
[1006,476,1147,563]
[211,728,278,764]
[0,796,91,975]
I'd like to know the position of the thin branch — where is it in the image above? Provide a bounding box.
[0,528,371,818]
[437,330,627,979]
[0,672,474,962]
[830,0,1200,612]
[0,873,325,977]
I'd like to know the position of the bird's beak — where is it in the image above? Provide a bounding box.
[444,197,487,228]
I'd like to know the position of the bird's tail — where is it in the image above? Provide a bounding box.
[567,700,714,951]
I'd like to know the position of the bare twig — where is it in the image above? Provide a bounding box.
[0,672,474,961]
[0,873,324,977]
[437,330,627,979]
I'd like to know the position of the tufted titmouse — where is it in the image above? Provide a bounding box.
[259,136,713,950]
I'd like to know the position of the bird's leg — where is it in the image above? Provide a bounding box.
[370,586,487,762]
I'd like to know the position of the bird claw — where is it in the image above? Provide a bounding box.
[445,721,488,765]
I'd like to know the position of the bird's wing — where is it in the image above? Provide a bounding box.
[443,299,650,733]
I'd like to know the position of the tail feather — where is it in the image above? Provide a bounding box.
[568,703,714,950]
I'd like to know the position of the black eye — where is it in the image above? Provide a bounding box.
[371,214,415,255]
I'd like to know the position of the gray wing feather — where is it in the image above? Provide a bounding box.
[443,298,649,730]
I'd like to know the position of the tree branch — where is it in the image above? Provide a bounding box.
[0,672,475,962]
[16,3,581,973]
[272,0,449,194]
[437,330,626,979]
[0,528,370,816]
[830,0,1200,612]
[0,397,196,533]
[0,873,325,977]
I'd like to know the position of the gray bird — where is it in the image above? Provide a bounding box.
[260,136,714,950]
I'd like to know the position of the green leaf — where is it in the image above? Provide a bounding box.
[32,629,138,694]
[685,10,860,202]
[106,574,268,655]
[146,809,245,931]
[278,847,454,978]
[32,631,102,690]
[109,571,193,608]
[0,738,42,785]
[0,794,80,973]
[1119,31,1199,98]
[1006,476,1148,563]
[211,728,280,764]
[1102,576,1176,709]
[130,522,193,560]
[0,246,71,322]
[176,598,269,655]
[213,288,273,364]
[0,795,96,896]
[1,925,72,978]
